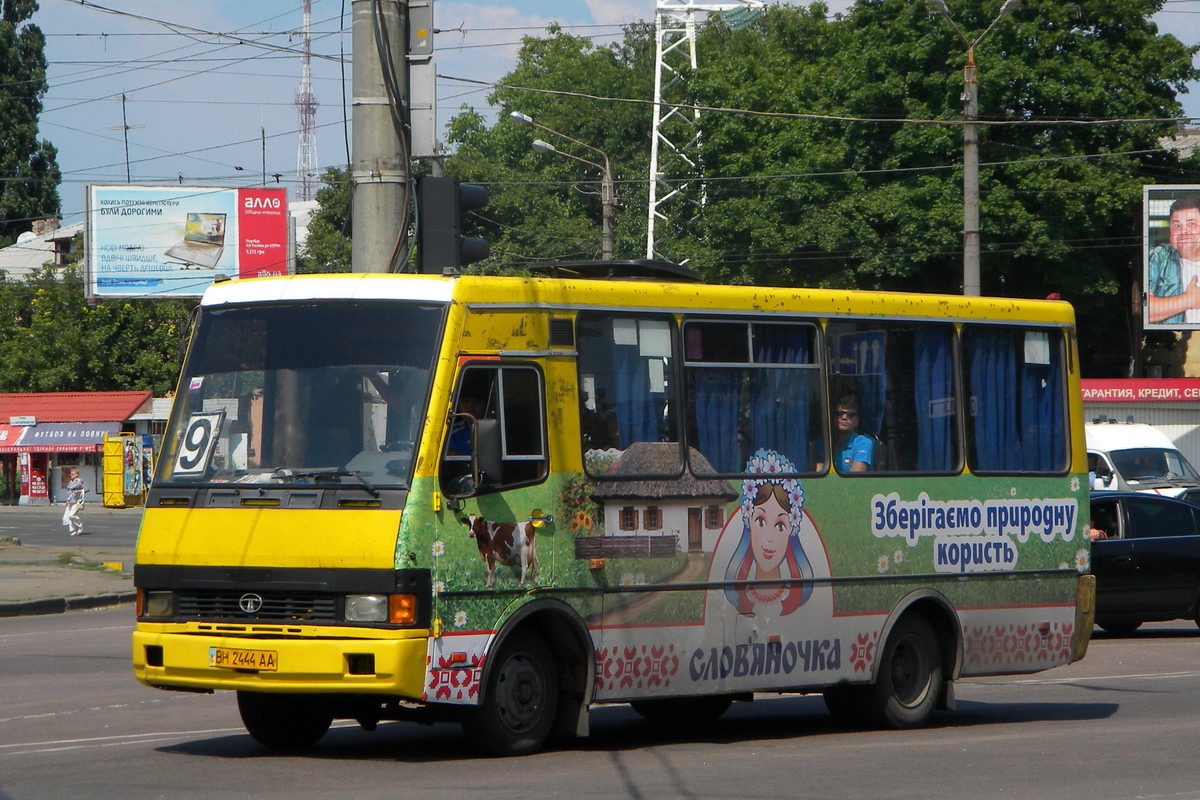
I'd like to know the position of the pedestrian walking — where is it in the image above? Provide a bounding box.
[61,468,87,535]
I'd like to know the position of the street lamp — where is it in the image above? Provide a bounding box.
[510,111,616,260]
[929,0,1020,296]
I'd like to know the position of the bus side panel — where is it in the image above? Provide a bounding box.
[409,464,1087,704]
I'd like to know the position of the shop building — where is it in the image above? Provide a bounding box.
[1081,379,1200,468]
[0,391,152,505]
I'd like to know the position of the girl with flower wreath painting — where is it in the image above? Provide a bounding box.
[724,449,814,615]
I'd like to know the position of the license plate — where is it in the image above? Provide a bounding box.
[209,647,278,671]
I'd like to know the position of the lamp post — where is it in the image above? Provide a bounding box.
[929,0,1020,296]
[510,111,616,260]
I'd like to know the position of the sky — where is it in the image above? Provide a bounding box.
[29,0,1200,226]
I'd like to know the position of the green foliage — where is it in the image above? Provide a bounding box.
[297,166,352,273]
[444,24,657,270]
[0,264,192,394]
[440,1,1200,372]
[0,0,59,242]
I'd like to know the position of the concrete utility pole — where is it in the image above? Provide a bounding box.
[351,0,408,273]
[929,0,1020,297]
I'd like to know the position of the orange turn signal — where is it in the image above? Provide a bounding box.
[389,594,417,625]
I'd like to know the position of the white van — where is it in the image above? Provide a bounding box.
[1086,422,1200,496]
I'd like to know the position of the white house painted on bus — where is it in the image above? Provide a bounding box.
[587,442,737,555]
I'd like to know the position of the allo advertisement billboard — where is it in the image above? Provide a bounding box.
[85,185,291,299]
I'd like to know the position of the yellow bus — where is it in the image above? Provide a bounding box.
[132,261,1095,755]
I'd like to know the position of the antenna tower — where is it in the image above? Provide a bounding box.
[647,0,764,260]
[295,0,319,201]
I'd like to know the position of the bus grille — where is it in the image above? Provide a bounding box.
[176,591,337,622]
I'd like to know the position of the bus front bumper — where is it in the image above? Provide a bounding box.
[132,626,430,698]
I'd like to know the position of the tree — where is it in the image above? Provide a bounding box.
[0,0,59,243]
[297,166,352,273]
[686,0,1200,370]
[443,2,1200,372]
[445,24,657,269]
[0,262,192,395]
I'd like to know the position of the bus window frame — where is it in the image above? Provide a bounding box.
[680,316,827,478]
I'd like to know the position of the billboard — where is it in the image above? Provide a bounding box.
[1144,184,1200,330]
[85,185,291,299]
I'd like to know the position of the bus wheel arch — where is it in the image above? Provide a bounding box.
[868,591,962,727]
[468,599,595,753]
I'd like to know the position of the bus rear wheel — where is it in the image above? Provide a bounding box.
[863,615,942,729]
[236,691,332,750]
[462,631,558,757]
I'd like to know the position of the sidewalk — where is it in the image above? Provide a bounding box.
[0,504,137,618]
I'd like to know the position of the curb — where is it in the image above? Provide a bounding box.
[0,592,136,618]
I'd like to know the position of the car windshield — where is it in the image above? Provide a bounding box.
[1111,447,1200,483]
[155,299,445,489]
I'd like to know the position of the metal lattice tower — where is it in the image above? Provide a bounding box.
[295,0,319,201]
[647,0,765,260]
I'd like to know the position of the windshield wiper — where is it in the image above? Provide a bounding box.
[272,468,381,498]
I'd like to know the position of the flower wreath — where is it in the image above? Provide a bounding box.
[740,449,805,531]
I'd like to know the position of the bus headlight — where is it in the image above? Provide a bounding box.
[345,594,389,622]
[140,590,174,618]
[344,594,418,624]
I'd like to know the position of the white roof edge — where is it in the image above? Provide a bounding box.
[200,274,454,306]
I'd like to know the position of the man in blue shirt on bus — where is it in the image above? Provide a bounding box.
[832,395,873,473]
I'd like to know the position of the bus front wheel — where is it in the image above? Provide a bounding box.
[462,631,558,756]
[236,691,332,750]
[863,615,942,729]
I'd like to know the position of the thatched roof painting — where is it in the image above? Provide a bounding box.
[590,442,738,502]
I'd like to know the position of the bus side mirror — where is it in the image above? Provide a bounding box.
[443,416,502,499]
[474,419,502,487]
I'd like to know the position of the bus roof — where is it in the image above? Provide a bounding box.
[200,272,1076,326]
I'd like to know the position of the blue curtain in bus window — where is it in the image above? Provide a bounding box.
[968,329,1023,470]
[749,326,811,471]
[691,369,741,472]
[836,331,885,436]
[915,329,953,471]
[612,344,661,445]
[1019,340,1064,471]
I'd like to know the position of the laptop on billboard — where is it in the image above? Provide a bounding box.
[165,212,226,268]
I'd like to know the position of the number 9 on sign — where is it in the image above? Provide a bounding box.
[172,411,225,476]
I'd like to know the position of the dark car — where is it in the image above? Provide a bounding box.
[1089,491,1200,634]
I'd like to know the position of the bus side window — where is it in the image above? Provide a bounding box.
[963,326,1067,474]
[825,321,960,474]
[577,313,682,477]
[440,363,547,495]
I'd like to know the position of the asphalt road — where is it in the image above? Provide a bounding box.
[3,612,1200,800]
[0,505,143,550]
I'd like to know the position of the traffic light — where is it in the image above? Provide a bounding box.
[416,176,490,273]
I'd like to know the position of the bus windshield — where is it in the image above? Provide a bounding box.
[155,300,445,489]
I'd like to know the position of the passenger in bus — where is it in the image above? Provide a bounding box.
[817,395,874,473]
[724,450,814,615]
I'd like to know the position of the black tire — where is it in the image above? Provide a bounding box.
[462,631,558,757]
[822,685,870,726]
[236,691,332,750]
[629,694,733,723]
[863,615,943,729]
[1098,620,1142,635]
